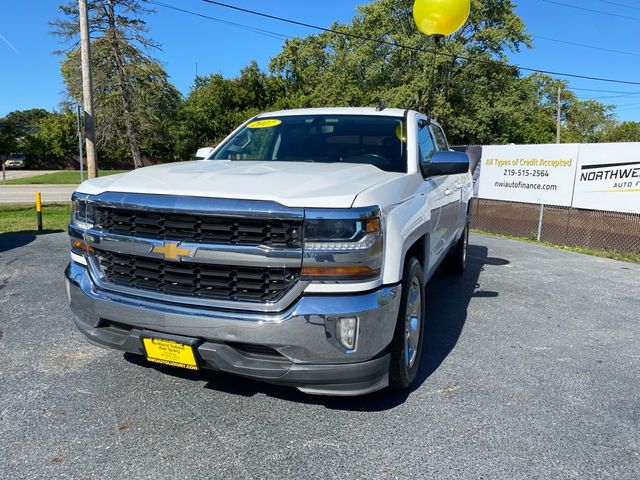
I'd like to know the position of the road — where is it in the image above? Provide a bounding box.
[0,232,638,479]
[1,170,59,181]
[0,184,77,204]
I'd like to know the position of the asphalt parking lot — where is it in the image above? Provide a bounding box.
[0,232,638,479]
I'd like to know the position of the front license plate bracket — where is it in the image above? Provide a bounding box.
[140,333,200,370]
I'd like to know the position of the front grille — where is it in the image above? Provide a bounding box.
[94,250,299,303]
[94,207,301,247]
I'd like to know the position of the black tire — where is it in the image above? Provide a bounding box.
[443,223,469,275]
[389,257,425,391]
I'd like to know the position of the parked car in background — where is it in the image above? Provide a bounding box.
[4,153,26,169]
[65,107,472,396]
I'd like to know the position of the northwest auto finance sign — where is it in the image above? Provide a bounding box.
[478,144,579,206]
[572,143,640,214]
[476,142,640,214]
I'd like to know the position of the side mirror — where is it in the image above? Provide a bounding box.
[420,151,469,177]
[194,146,215,160]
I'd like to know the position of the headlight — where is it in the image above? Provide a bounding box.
[304,218,380,250]
[301,207,383,282]
[70,193,94,230]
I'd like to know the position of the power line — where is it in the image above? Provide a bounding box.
[194,0,640,86]
[613,103,640,111]
[532,35,640,58]
[571,88,640,100]
[599,0,640,11]
[150,0,640,87]
[576,95,633,101]
[600,92,640,99]
[572,87,637,94]
[542,0,640,21]
[151,0,638,62]
[148,0,290,41]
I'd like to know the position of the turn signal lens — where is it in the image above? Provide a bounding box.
[365,218,380,233]
[300,265,380,280]
[70,239,95,255]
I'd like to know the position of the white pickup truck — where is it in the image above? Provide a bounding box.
[65,107,472,396]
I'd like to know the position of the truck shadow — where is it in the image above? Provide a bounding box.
[125,243,503,411]
[0,232,62,253]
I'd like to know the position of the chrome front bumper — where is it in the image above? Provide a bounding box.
[65,261,401,395]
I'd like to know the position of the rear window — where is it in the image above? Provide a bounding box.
[213,115,407,173]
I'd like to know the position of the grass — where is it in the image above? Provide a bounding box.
[472,228,640,264]
[4,170,128,185]
[0,203,71,234]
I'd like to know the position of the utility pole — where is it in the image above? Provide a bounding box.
[76,105,85,183]
[79,0,99,178]
[556,86,561,144]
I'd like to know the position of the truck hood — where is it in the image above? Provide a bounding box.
[76,160,402,208]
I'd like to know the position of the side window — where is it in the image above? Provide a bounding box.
[417,120,436,163]
[432,125,449,151]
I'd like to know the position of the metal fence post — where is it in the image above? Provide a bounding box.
[537,204,545,242]
[2,160,5,184]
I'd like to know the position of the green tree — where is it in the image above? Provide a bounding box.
[267,0,616,145]
[36,110,78,158]
[602,121,640,143]
[53,0,181,168]
[562,100,613,143]
[4,109,50,131]
[0,122,18,158]
[269,0,533,144]
[1,109,51,162]
[1,109,78,166]
[172,61,277,159]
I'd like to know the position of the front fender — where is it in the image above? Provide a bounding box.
[382,193,431,285]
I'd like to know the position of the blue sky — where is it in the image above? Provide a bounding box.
[1,0,639,120]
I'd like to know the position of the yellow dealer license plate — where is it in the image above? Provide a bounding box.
[142,338,198,370]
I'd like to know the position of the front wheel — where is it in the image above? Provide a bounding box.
[389,257,425,391]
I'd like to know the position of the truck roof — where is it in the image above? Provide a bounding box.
[257,107,408,118]
[256,107,441,128]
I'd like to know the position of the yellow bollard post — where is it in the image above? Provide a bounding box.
[35,192,43,231]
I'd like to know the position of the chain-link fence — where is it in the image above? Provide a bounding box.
[471,198,640,254]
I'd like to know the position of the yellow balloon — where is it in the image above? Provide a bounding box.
[413,0,470,37]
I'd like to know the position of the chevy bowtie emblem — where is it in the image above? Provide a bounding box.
[152,242,192,261]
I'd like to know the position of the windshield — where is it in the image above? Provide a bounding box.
[212,115,407,173]
[8,153,25,160]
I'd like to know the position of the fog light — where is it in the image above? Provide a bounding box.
[336,317,358,350]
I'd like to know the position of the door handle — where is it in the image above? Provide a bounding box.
[444,189,454,196]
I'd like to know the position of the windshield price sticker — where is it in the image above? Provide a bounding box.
[247,119,282,129]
